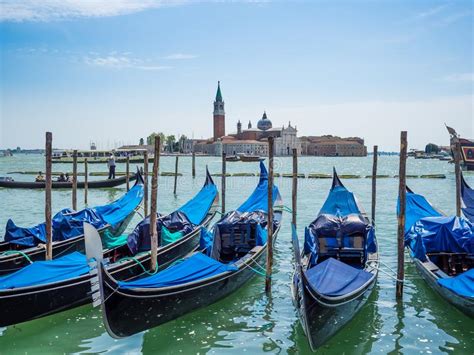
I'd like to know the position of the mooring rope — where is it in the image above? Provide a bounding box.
[118,255,159,276]
[1,250,33,264]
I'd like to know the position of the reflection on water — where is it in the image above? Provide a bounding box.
[0,155,473,354]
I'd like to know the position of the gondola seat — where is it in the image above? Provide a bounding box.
[304,257,373,297]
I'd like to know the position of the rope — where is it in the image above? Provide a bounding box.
[118,256,159,276]
[1,250,33,264]
[246,263,269,278]
[367,261,415,289]
[278,205,293,214]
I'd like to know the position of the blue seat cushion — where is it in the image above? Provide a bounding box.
[305,257,373,297]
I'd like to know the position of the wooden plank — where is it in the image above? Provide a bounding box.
[150,137,161,272]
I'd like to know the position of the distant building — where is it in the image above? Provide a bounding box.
[213,81,225,141]
[300,135,367,157]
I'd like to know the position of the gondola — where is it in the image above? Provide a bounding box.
[402,186,474,317]
[0,170,218,326]
[0,171,144,275]
[292,169,379,350]
[461,172,474,222]
[0,173,137,189]
[86,161,282,338]
[238,154,264,162]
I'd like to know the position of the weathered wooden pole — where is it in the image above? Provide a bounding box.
[84,158,88,205]
[45,132,53,260]
[126,155,130,192]
[265,136,275,294]
[221,152,226,215]
[173,155,179,195]
[149,137,161,272]
[371,145,378,225]
[454,140,462,217]
[192,148,196,178]
[396,131,407,299]
[292,148,298,227]
[143,151,149,216]
[72,149,78,210]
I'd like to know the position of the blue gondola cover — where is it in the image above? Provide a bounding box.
[237,162,281,213]
[405,216,474,261]
[0,252,89,290]
[118,252,237,289]
[4,183,144,247]
[179,178,218,225]
[402,190,442,233]
[319,184,360,216]
[304,257,373,297]
[437,269,474,298]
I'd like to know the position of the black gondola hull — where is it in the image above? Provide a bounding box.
[100,224,281,338]
[296,274,376,349]
[413,258,474,317]
[0,174,137,189]
[0,215,212,327]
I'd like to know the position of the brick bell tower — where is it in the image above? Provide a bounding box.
[213,81,225,141]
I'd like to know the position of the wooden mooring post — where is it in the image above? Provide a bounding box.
[396,132,407,299]
[143,151,149,216]
[72,149,78,210]
[292,148,298,227]
[149,137,161,272]
[126,155,130,192]
[192,148,196,178]
[454,140,462,217]
[222,152,226,215]
[84,158,88,205]
[45,132,53,260]
[371,145,378,225]
[173,156,179,195]
[265,137,275,294]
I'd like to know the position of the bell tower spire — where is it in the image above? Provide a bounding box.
[213,81,225,140]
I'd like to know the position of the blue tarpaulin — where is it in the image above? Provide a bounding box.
[4,183,144,247]
[461,174,474,223]
[438,269,474,298]
[0,252,89,290]
[319,179,361,217]
[402,190,442,233]
[126,173,217,254]
[179,174,218,225]
[305,257,373,297]
[405,216,474,262]
[118,252,237,289]
[237,161,281,213]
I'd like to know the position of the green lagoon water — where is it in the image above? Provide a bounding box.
[0,154,473,354]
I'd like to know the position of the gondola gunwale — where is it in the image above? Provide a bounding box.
[101,212,282,297]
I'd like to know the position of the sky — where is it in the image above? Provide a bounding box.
[0,0,472,151]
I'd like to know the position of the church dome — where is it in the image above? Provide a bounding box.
[257,111,272,131]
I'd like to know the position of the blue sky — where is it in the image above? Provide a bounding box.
[0,0,472,150]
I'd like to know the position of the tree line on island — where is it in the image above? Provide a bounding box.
[139,133,188,153]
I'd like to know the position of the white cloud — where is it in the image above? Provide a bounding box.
[414,5,449,20]
[443,73,474,82]
[0,0,188,22]
[84,54,170,70]
[164,53,198,60]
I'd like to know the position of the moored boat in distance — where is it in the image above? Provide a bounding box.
[292,169,379,350]
[0,173,138,189]
[0,170,218,327]
[86,161,283,338]
[446,125,474,171]
[402,187,474,317]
